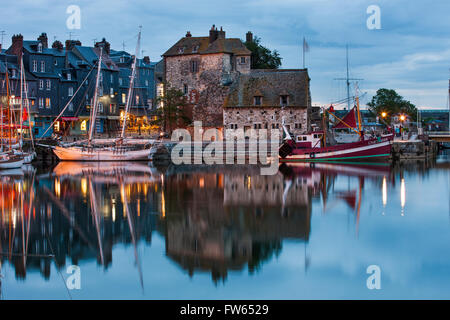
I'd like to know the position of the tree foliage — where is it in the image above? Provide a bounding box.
[151,83,191,134]
[367,88,417,122]
[244,36,282,69]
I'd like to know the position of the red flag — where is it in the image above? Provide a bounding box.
[328,105,335,112]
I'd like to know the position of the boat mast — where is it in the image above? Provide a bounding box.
[334,45,363,111]
[120,27,141,141]
[88,47,103,146]
[1,75,3,153]
[345,45,350,110]
[22,58,35,151]
[355,83,362,136]
[19,58,23,152]
[5,65,11,151]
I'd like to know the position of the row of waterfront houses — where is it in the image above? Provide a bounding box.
[1,33,157,139]
[1,25,313,141]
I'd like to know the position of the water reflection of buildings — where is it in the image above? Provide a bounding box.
[161,169,311,283]
[0,160,423,285]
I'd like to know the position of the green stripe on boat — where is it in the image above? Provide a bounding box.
[280,154,391,162]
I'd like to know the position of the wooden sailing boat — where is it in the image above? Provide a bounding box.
[52,28,152,161]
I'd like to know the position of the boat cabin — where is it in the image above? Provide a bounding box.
[295,132,323,148]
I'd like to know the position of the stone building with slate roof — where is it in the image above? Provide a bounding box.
[162,25,252,129]
[163,25,311,138]
[223,69,311,139]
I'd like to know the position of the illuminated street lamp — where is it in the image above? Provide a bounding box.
[400,114,406,122]
[381,112,387,118]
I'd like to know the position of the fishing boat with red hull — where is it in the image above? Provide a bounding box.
[279,133,393,162]
[279,92,394,162]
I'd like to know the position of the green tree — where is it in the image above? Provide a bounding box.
[244,36,282,69]
[151,83,191,134]
[367,88,417,122]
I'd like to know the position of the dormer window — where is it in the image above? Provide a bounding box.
[178,46,185,54]
[120,56,125,63]
[37,43,43,53]
[67,73,71,81]
[11,69,16,78]
[254,96,262,106]
[192,45,199,53]
[280,95,289,106]
[240,57,246,64]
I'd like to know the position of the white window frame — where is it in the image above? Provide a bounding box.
[46,80,51,90]
[39,80,44,90]
[68,87,74,96]
[40,61,45,73]
[32,60,37,72]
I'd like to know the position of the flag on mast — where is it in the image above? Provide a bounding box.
[303,37,309,68]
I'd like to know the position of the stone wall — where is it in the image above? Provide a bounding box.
[223,106,308,139]
[165,53,238,127]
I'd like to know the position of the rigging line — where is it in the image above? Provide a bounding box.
[22,65,35,150]
[40,60,99,139]
[73,74,97,118]
[44,228,73,300]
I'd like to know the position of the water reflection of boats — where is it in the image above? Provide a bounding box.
[49,161,160,184]
[279,162,391,179]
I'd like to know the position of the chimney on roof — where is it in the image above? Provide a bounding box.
[52,40,64,51]
[217,26,225,39]
[246,31,253,43]
[94,38,110,55]
[209,24,219,43]
[37,32,48,48]
[65,39,82,51]
[143,56,150,64]
[186,31,192,37]
[8,34,24,60]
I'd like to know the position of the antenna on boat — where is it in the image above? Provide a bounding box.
[334,45,363,110]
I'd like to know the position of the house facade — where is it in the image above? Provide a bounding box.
[110,50,156,134]
[224,69,311,140]
[3,33,158,139]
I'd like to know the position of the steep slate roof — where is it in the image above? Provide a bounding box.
[72,46,119,71]
[23,41,66,57]
[224,69,310,108]
[110,50,154,69]
[163,36,251,57]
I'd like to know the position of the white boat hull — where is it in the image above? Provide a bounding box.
[53,146,152,161]
[0,157,24,169]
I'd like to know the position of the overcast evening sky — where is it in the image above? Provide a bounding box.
[1,0,449,110]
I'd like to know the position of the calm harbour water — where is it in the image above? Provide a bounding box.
[0,151,449,300]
